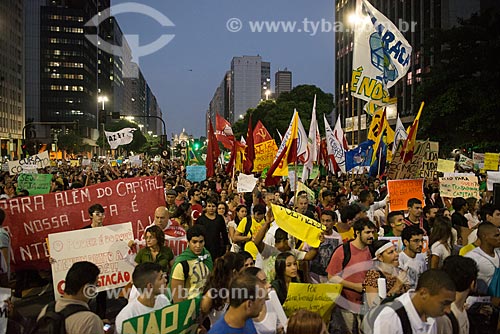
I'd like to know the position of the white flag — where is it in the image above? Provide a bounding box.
[297,112,308,157]
[302,95,321,181]
[392,115,408,155]
[105,128,136,149]
[351,0,412,103]
[324,115,347,173]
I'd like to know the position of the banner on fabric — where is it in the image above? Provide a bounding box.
[104,128,136,149]
[0,176,165,270]
[253,140,278,172]
[49,223,134,299]
[271,204,325,248]
[8,151,50,175]
[17,173,52,195]
[439,174,480,199]
[122,297,201,334]
[387,179,424,211]
[283,283,342,323]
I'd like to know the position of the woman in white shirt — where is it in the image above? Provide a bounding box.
[430,216,454,269]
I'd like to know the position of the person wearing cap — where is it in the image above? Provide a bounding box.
[363,239,411,309]
[165,189,177,215]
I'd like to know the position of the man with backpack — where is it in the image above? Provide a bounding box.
[35,261,104,334]
[364,269,456,334]
[326,217,376,334]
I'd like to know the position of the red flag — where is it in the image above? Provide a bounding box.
[225,140,246,176]
[215,113,234,149]
[206,118,220,177]
[243,115,254,174]
[253,120,273,144]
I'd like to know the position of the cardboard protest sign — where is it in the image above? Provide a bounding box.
[379,236,429,254]
[0,288,10,334]
[17,173,52,195]
[484,153,500,171]
[438,159,455,173]
[418,141,438,180]
[387,141,426,180]
[439,174,480,198]
[387,179,424,211]
[186,166,206,183]
[271,204,325,248]
[487,171,500,191]
[253,139,278,172]
[283,283,342,323]
[236,173,257,193]
[49,223,134,299]
[1,176,165,270]
[8,151,50,175]
[122,297,200,334]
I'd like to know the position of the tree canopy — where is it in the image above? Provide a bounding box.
[415,9,500,154]
[232,85,334,140]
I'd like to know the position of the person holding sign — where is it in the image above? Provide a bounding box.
[115,263,170,334]
[271,252,300,304]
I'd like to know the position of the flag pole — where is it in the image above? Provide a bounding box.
[294,161,299,209]
[377,143,382,178]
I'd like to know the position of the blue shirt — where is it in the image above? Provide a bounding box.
[208,317,257,334]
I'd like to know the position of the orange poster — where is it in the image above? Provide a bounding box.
[387,179,425,211]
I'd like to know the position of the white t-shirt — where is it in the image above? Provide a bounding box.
[253,300,280,334]
[435,302,469,334]
[431,242,451,268]
[398,252,427,289]
[115,294,170,334]
[465,247,500,295]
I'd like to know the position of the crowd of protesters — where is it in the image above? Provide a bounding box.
[0,156,499,334]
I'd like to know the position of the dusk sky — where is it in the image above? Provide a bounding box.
[113,0,335,137]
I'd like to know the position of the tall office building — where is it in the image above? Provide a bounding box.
[230,55,271,122]
[275,69,292,98]
[335,0,486,144]
[0,0,24,158]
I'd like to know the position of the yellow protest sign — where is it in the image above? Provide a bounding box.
[70,160,79,167]
[253,139,278,172]
[484,153,500,171]
[271,204,325,248]
[437,159,455,173]
[283,283,342,323]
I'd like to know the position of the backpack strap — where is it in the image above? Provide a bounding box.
[181,260,189,287]
[58,304,89,319]
[342,242,351,270]
[243,216,253,236]
[446,311,459,334]
[389,300,412,334]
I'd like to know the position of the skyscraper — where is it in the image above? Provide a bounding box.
[275,68,292,98]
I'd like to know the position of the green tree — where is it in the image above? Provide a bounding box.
[232,85,334,140]
[415,10,500,154]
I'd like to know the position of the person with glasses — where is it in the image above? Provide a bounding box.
[399,226,427,289]
[384,211,406,237]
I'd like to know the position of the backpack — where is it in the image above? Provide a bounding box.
[337,241,375,270]
[446,311,459,334]
[30,301,88,334]
[467,302,499,334]
[361,297,412,334]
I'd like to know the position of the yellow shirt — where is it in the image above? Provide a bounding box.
[459,243,477,256]
[171,258,210,300]
[236,217,264,260]
[335,224,355,243]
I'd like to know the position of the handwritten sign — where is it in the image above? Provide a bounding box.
[253,140,278,172]
[379,236,429,254]
[186,166,206,183]
[387,179,424,211]
[387,141,426,180]
[271,204,325,248]
[283,283,342,323]
[484,153,500,171]
[418,141,439,180]
[122,297,200,334]
[49,223,134,299]
[1,176,165,270]
[438,159,455,173]
[237,173,258,193]
[17,173,52,195]
[8,151,50,175]
[439,174,480,198]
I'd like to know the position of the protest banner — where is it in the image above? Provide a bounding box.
[297,181,315,202]
[418,141,438,180]
[484,153,500,171]
[437,159,455,173]
[236,173,258,193]
[1,176,165,270]
[91,161,99,172]
[487,171,500,191]
[49,223,134,299]
[82,158,91,166]
[283,283,342,323]
[186,166,206,183]
[122,297,200,334]
[439,174,480,198]
[69,160,79,167]
[0,288,10,334]
[387,179,424,211]
[8,151,50,175]
[253,139,278,172]
[129,155,142,167]
[379,236,429,254]
[17,173,52,195]
[271,204,325,248]
[387,141,426,180]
